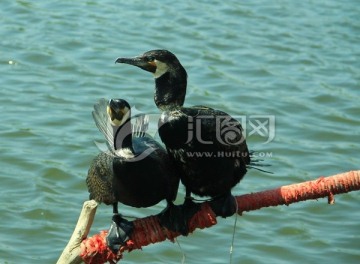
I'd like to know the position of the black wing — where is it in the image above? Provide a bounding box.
[183,106,250,165]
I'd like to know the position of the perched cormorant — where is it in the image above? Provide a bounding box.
[86,98,180,251]
[116,50,251,225]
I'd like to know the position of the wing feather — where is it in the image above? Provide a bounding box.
[92,98,115,153]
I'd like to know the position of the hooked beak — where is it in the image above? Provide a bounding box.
[115,56,157,73]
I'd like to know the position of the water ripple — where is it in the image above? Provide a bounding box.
[1,0,359,263]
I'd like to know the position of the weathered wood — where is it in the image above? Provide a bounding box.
[57,200,98,264]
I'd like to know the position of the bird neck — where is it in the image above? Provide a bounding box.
[154,67,187,111]
[113,120,133,151]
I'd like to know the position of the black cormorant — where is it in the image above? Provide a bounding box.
[116,50,251,226]
[86,98,180,251]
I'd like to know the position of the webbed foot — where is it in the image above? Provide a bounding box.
[158,200,201,236]
[208,192,237,218]
[106,214,134,253]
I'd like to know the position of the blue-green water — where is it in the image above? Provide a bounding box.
[1,1,359,263]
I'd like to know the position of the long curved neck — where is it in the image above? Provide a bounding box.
[154,66,187,111]
[113,120,133,150]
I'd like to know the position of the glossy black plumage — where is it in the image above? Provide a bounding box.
[87,98,178,208]
[158,106,250,198]
[86,98,180,249]
[116,50,250,217]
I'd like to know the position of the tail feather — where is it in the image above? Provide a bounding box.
[247,150,273,174]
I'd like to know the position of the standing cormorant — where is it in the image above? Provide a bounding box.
[86,98,180,251]
[116,50,251,230]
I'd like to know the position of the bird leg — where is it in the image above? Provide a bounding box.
[208,191,237,218]
[158,202,179,232]
[112,202,119,214]
[158,190,201,236]
[106,203,134,253]
[180,189,202,234]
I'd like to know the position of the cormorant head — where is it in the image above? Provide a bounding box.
[116,50,187,110]
[107,99,131,127]
[115,49,185,79]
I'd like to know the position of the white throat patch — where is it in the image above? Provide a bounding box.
[116,147,135,159]
[153,60,169,78]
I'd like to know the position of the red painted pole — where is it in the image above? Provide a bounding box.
[78,170,360,264]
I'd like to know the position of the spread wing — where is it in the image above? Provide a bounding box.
[131,113,150,138]
[92,98,115,153]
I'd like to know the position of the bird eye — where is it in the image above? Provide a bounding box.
[147,56,155,62]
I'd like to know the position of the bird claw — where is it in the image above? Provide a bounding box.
[208,193,237,218]
[106,214,134,253]
[158,201,201,236]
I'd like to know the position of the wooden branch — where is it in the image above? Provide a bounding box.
[57,170,360,264]
[57,200,98,264]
